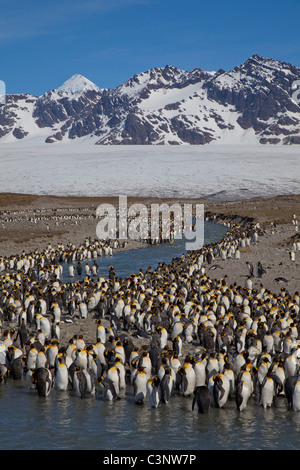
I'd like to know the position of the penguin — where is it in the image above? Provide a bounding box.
[285,375,300,410]
[97,376,119,401]
[69,265,75,277]
[94,341,106,367]
[133,366,148,404]
[83,368,96,395]
[91,261,99,277]
[73,366,88,398]
[35,315,51,339]
[107,365,121,396]
[6,345,22,373]
[16,318,28,350]
[123,337,134,365]
[172,335,182,357]
[32,367,53,397]
[77,262,82,276]
[36,347,49,369]
[246,261,254,277]
[206,355,220,381]
[284,352,298,378]
[257,262,265,278]
[11,356,24,380]
[206,251,213,265]
[75,335,86,350]
[67,299,76,318]
[235,380,251,412]
[138,350,152,379]
[193,359,207,387]
[245,277,253,291]
[178,362,196,397]
[223,363,235,398]
[257,357,271,385]
[147,376,161,408]
[109,265,115,282]
[36,329,46,347]
[192,386,212,414]
[114,357,126,390]
[156,326,168,349]
[170,353,181,376]
[262,331,275,355]
[171,321,184,340]
[84,263,90,276]
[183,321,195,344]
[51,321,60,341]
[0,364,8,384]
[259,372,276,409]
[202,328,216,353]
[213,374,230,408]
[46,340,59,369]
[79,302,88,319]
[160,367,174,403]
[96,320,106,344]
[74,348,89,370]
[55,357,69,391]
[51,302,61,324]
[26,345,38,371]
[111,336,123,357]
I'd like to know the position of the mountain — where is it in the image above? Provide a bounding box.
[1,55,300,145]
[57,74,102,94]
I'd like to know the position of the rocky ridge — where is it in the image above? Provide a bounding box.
[0,55,300,145]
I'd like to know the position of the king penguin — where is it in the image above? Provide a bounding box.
[97,376,119,401]
[147,375,161,408]
[192,386,212,414]
[213,373,230,408]
[73,366,88,398]
[178,362,196,397]
[235,380,251,412]
[285,375,300,411]
[160,366,174,403]
[55,357,69,391]
[259,372,276,409]
[133,366,148,404]
[32,367,53,397]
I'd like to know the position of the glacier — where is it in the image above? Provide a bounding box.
[0,142,299,200]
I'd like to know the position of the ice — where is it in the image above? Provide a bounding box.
[0,142,299,200]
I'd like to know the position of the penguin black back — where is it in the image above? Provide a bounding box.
[192,386,212,414]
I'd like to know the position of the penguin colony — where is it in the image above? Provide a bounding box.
[0,214,300,415]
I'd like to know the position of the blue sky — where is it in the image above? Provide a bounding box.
[1,0,300,95]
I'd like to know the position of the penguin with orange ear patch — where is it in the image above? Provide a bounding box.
[147,375,161,408]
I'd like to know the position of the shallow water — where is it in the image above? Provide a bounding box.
[60,220,229,282]
[1,221,300,450]
[1,379,300,450]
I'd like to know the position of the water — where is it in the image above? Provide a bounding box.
[1,221,300,450]
[60,220,229,282]
[1,381,300,450]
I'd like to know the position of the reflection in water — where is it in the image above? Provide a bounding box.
[1,362,300,449]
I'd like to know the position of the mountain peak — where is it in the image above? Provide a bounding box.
[57,74,101,94]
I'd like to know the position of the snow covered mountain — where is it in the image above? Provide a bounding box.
[1,55,300,145]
